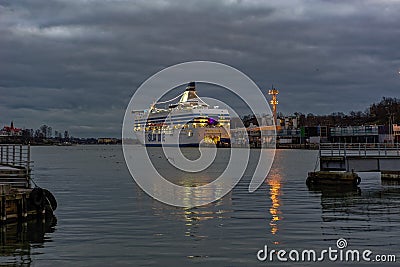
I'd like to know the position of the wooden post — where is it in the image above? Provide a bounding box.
[12,145,15,165]
[17,198,22,221]
[26,143,31,175]
[18,195,27,221]
[364,142,367,156]
[1,196,6,223]
[22,194,27,219]
[0,224,5,245]
[384,143,387,156]
[19,145,23,166]
[319,143,321,158]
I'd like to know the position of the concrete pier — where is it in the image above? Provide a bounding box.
[318,143,400,179]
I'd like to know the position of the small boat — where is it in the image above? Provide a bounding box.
[57,141,72,146]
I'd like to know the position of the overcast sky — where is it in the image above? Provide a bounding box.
[1,0,400,137]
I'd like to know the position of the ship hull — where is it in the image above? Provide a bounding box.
[135,127,230,147]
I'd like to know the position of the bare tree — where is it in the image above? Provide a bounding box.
[40,125,48,138]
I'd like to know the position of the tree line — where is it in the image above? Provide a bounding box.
[298,97,400,127]
[3,125,72,145]
[242,97,400,127]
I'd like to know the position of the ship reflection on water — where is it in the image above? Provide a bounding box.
[0,216,57,266]
[182,206,230,239]
[150,192,233,239]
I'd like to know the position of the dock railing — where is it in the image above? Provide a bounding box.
[0,144,31,171]
[320,143,400,157]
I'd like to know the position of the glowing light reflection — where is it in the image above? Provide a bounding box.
[268,173,282,237]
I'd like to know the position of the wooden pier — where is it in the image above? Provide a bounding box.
[0,144,56,224]
[0,144,31,188]
[319,143,400,179]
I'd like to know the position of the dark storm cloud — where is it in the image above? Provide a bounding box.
[0,0,399,137]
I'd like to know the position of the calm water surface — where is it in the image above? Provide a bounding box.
[1,145,399,266]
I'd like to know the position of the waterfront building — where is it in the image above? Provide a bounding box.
[394,124,400,143]
[329,125,379,143]
[0,121,22,137]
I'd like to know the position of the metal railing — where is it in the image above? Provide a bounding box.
[0,144,31,170]
[320,143,400,157]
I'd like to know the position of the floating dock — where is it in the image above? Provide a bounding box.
[319,143,400,179]
[307,143,400,185]
[307,171,360,186]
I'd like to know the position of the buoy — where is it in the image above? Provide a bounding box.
[29,187,45,209]
[29,187,57,215]
[43,189,57,211]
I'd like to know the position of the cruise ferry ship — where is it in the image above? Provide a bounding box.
[133,82,231,147]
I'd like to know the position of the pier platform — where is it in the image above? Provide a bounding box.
[0,184,56,224]
[0,144,57,224]
[0,165,30,188]
[318,143,400,179]
[0,144,31,188]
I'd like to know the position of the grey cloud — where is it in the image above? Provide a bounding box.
[0,0,399,137]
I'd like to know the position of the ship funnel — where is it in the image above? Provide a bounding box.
[186,82,196,91]
[179,82,198,103]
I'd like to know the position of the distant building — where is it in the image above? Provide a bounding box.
[329,125,379,143]
[237,112,398,146]
[277,116,298,130]
[394,124,400,143]
[0,121,22,137]
[275,116,328,145]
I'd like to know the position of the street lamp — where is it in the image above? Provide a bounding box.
[268,86,279,127]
